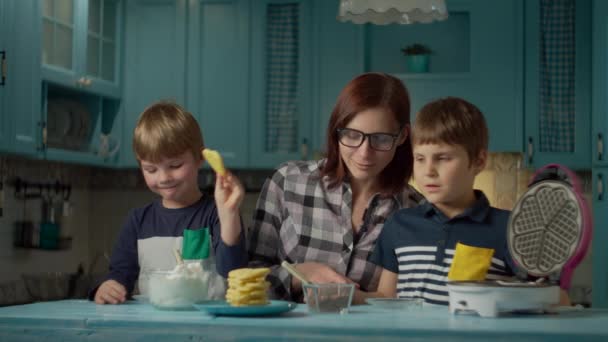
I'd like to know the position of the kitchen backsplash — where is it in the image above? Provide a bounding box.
[0,153,594,305]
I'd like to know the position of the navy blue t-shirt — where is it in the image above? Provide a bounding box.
[370,191,514,305]
[90,195,247,299]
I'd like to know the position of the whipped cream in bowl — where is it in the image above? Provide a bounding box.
[148,262,209,310]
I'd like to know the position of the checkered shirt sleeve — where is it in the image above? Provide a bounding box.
[247,160,423,301]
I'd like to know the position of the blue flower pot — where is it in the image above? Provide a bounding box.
[406,55,430,73]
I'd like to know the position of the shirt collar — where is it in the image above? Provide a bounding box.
[421,190,490,223]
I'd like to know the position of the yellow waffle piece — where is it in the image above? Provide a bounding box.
[202,148,226,176]
[226,268,271,307]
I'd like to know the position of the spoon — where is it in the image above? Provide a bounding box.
[173,248,184,266]
[281,261,310,285]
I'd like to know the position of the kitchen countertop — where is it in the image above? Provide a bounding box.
[0,299,607,341]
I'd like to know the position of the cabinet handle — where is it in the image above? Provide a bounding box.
[0,51,6,86]
[599,173,604,201]
[527,137,534,164]
[598,133,604,161]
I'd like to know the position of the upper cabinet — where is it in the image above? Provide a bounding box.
[120,0,188,167]
[187,0,250,169]
[524,0,591,170]
[593,0,608,167]
[0,0,124,166]
[249,0,313,168]
[41,0,122,98]
[0,0,9,153]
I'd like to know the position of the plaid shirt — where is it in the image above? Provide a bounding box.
[248,159,423,301]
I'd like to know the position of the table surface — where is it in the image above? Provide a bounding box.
[0,299,607,341]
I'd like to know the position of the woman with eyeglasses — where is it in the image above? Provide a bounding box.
[248,73,423,304]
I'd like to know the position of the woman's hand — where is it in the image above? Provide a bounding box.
[94,279,127,305]
[291,262,358,291]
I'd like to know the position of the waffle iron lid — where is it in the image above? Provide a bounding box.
[506,165,586,279]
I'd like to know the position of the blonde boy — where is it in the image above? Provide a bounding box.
[91,101,247,304]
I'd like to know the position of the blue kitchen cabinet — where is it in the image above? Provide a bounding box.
[592,167,608,308]
[249,0,313,168]
[4,0,43,157]
[524,0,591,170]
[41,0,124,166]
[120,0,188,167]
[41,0,122,99]
[593,0,608,167]
[0,0,124,166]
[0,0,9,153]
[362,0,524,152]
[311,0,364,153]
[186,0,250,169]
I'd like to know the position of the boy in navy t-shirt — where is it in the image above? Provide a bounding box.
[370,97,513,306]
[91,101,247,304]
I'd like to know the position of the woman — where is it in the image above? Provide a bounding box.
[248,73,422,303]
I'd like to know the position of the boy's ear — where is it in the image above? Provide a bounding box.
[397,124,410,146]
[472,150,488,174]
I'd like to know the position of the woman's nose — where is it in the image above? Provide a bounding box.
[357,136,374,155]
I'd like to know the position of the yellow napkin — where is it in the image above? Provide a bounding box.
[447,242,495,281]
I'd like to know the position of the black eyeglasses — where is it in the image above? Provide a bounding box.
[336,127,401,151]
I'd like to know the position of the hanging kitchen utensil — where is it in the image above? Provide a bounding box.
[447,164,592,317]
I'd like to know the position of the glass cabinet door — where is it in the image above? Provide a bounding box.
[41,0,75,71]
[86,0,118,82]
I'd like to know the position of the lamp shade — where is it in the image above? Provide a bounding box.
[337,0,448,25]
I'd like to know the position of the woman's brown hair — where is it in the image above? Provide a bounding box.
[321,73,413,194]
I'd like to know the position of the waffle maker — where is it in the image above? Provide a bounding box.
[447,164,592,317]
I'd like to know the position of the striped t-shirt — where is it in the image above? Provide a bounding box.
[370,191,514,306]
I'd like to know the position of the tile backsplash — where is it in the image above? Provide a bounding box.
[0,153,595,305]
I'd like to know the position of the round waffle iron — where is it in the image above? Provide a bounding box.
[447,164,592,317]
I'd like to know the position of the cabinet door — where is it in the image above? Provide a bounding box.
[83,0,122,97]
[312,0,364,154]
[250,0,312,168]
[592,0,608,167]
[120,0,188,167]
[187,0,249,168]
[0,0,8,152]
[524,0,591,169]
[592,167,608,308]
[40,0,79,85]
[41,0,122,98]
[8,0,42,156]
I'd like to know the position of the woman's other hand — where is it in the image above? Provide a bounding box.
[292,262,358,291]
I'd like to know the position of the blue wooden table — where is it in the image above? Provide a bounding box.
[0,300,607,341]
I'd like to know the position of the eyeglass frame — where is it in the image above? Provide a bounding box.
[336,127,402,151]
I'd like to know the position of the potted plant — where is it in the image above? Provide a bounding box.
[401,43,432,73]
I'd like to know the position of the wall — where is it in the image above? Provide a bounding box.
[0,153,595,306]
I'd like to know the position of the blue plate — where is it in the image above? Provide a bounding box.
[195,300,297,316]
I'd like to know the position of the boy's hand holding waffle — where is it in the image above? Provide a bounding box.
[226,268,271,306]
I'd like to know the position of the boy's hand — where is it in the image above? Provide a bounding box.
[94,279,127,305]
[214,172,245,213]
[215,172,245,246]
